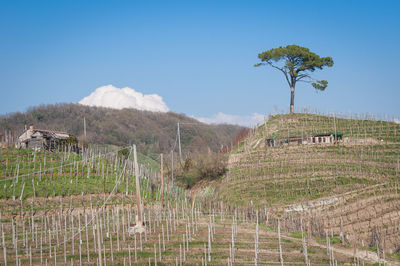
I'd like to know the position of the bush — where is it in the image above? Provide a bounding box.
[195,153,227,180]
[118,148,130,159]
[175,153,227,189]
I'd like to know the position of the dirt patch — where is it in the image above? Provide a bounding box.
[1,142,9,149]
[285,197,339,213]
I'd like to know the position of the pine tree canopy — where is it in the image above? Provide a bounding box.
[255,44,333,90]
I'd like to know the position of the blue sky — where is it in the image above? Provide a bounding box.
[1,0,399,124]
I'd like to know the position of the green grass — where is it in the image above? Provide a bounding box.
[329,237,341,244]
[290,232,304,239]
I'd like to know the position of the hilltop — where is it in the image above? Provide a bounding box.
[196,112,400,257]
[0,103,244,156]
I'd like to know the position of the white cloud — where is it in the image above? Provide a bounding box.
[196,112,266,127]
[79,84,169,112]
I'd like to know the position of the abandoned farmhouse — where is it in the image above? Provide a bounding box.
[15,125,79,152]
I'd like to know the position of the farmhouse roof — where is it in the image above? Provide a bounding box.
[266,132,343,141]
[18,126,72,144]
[29,129,70,139]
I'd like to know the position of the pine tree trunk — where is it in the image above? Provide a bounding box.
[290,86,295,114]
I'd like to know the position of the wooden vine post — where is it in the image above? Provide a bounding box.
[129,145,145,235]
[160,154,164,203]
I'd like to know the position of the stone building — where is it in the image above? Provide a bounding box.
[15,125,79,152]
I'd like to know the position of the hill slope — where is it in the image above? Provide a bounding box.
[0,146,385,265]
[1,114,397,265]
[0,103,244,156]
[203,113,400,255]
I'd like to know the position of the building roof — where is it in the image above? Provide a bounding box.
[18,128,71,143]
[312,133,343,137]
[31,129,70,139]
[266,132,343,141]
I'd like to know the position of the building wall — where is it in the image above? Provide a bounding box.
[27,139,43,151]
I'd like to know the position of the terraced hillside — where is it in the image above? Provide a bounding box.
[1,143,392,265]
[208,113,400,261]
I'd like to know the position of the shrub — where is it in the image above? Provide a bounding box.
[175,153,227,189]
[195,153,227,180]
[118,147,130,159]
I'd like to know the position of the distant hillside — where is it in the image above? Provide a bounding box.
[0,103,244,156]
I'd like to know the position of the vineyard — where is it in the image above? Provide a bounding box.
[0,112,399,265]
[210,112,400,264]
